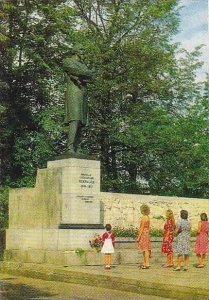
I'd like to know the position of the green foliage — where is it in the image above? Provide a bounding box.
[113,96,209,197]
[0,0,75,187]
[73,0,184,194]
[113,226,163,238]
[113,227,197,238]
[113,226,138,238]
[0,229,6,260]
[0,187,9,228]
[150,229,163,237]
[71,0,209,197]
[75,248,86,257]
[0,0,209,212]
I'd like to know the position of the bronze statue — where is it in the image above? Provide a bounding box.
[63,45,93,154]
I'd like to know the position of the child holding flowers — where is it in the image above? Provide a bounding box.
[101,224,115,270]
[89,233,102,252]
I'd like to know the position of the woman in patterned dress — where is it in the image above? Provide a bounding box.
[174,210,191,271]
[161,209,175,267]
[137,204,151,269]
[194,213,209,268]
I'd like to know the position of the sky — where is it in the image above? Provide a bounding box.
[173,0,209,81]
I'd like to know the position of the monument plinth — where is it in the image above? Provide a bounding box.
[6,158,104,255]
[47,158,102,228]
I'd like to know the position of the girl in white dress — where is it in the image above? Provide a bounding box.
[101,224,115,270]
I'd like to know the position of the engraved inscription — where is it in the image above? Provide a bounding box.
[77,195,94,203]
[79,173,95,188]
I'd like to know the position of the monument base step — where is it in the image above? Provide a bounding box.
[1,261,209,300]
[4,249,141,266]
[4,249,198,266]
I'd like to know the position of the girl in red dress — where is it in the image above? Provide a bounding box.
[101,224,115,270]
[194,213,209,268]
[137,204,151,269]
[161,209,175,267]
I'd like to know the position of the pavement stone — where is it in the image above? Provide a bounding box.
[1,260,209,300]
[0,273,176,300]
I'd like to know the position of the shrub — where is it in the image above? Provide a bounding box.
[0,186,9,228]
[113,226,138,238]
[113,226,163,238]
[150,228,163,237]
[113,226,197,238]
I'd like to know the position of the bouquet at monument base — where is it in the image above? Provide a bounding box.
[89,233,103,252]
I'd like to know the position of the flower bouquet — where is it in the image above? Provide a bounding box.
[89,233,102,252]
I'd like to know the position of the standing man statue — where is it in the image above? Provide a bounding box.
[63,45,93,154]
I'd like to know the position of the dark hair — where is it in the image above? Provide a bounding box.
[105,224,112,231]
[180,210,188,220]
[200,213,208,221]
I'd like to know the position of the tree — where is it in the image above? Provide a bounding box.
[1,0,209,200]
[70,0,180,191]
[0,0,77,186]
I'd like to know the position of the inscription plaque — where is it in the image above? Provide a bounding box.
[59,159,101,225]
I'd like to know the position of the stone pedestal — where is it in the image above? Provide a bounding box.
[6,158,104,253]
[47,159,102,227]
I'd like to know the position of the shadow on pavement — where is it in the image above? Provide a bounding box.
[0,280,56,300]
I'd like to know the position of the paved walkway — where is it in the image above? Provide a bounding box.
[0,273,174,300]
[1,261,209,300]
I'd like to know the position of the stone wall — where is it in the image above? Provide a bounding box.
[9,159,101,229]
[101,192,209,230]
[9,167,62,229]
[7,158,209,254]
[6,158,103,252]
